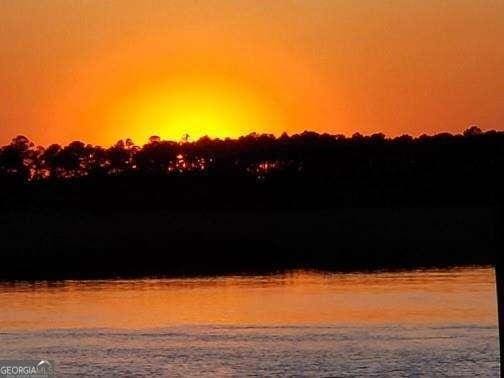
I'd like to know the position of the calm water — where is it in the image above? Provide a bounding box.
[0,267,499,376]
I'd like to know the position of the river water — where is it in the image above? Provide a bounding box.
[0,267,499,376]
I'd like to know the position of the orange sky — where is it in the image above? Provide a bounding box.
[1,1,503,146]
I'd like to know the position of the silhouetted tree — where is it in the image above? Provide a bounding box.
[464,125,483,137]
[40,144,63,179]
[106,140,138,175]
[0,135,36,181]
[134,138,178,175]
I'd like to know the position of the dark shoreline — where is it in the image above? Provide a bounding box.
[1,207,497,280]
[0,265,494,283]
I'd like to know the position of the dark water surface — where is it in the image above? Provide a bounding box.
[0,267,498,376]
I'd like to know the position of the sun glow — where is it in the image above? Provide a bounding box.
[106,79,278,143]
[41,29,332,145]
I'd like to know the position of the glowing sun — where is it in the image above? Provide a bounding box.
[106,78,278,143]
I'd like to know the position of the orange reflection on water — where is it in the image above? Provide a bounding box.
[0,267,497,330]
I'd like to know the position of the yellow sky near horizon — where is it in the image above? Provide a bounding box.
[1,0,503,146]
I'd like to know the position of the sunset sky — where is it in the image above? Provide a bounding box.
[1,0,503,146]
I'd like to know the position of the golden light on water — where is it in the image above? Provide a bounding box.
[0,268,496,330]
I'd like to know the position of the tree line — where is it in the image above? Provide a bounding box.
[1,126,502,183]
